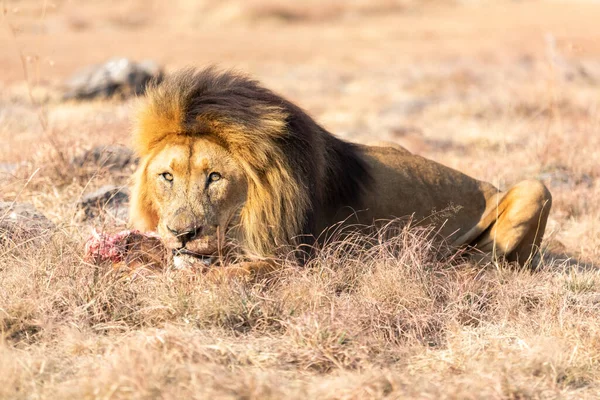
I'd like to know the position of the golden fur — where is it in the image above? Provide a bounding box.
[130,71,311,257]
[130,67,552,275]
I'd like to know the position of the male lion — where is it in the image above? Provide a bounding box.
[129,67,552,277]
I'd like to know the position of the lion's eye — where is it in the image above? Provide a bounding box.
[208,172,221,183]
[161,172,173,182]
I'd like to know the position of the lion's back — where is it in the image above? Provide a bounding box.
[347,144,497,238]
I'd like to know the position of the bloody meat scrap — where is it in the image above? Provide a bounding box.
[84,229,167,269]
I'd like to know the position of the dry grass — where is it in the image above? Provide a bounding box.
[2,0,600,398]
[2,219,600,398]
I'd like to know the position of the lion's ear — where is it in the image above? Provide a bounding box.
[129,157,159,232]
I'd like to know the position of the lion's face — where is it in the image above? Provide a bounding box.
[142,136,247,257]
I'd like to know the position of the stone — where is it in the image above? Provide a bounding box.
[0,202,55,244]
[72,145,138,171]
[77,185,130,222]
[0,163,20,175]
[538,166,593,189]
[63,58,164,100]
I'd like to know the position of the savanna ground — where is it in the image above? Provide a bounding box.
[1,0,600,398]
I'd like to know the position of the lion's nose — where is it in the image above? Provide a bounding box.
[167,225,203,246]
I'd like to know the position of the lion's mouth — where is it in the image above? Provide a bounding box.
[173,248,214,259]
[170,233,220,259]
[164,223,230,269]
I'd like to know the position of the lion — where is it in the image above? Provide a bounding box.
[129,67,552,278]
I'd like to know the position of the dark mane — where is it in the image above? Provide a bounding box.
[136,67,372,254]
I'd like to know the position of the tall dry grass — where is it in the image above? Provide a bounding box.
[1,211,600,398]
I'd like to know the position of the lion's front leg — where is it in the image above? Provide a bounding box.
[204,260,278,282]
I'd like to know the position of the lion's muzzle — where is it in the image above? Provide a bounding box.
[161,216,221,257]
[166,225,203,247]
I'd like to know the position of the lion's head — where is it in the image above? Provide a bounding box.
[129,67,369,260]
[131,135,248,256]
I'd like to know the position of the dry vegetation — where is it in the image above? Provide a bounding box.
[1,0,600,399]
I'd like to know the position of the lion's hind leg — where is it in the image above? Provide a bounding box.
[472,179,552,266]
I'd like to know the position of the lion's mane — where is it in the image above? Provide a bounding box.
[132,67,371,256]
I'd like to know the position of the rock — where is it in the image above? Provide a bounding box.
[0,163,20,175]
[72,145,138,172]
[551,58,600,85]
[77,185,130,222]
[546,35,600,85]
[538,166,593,189]
[63,58,163,100]
[0,202,55,244]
